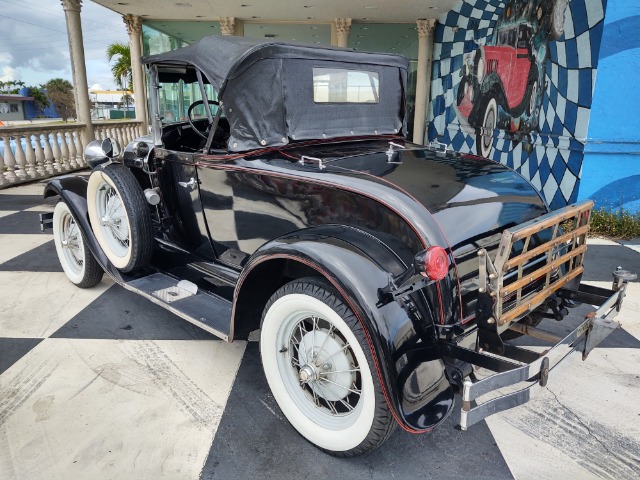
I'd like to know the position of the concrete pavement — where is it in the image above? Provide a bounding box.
[0,180,638,479]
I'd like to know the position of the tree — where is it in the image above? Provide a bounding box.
[106,42,132,92]
[0,80,25,94]
[28,86,50,114]
[45,78,75,122]
[120,92,133,111]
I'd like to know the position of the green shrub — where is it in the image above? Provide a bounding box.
[589,208,640,240]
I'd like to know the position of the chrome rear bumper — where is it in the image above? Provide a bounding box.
[459,280,628,430]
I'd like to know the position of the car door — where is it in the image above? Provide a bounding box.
[156,148,217,260]
[194,159,309,267]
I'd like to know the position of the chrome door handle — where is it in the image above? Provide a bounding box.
[178,177,197,190]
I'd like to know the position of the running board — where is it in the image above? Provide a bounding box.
[125,272,232,340]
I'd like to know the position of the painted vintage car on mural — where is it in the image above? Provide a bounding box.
[457,0,569,158]
[41,35,633,457]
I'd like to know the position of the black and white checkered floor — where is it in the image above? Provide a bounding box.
[1,180,639,479]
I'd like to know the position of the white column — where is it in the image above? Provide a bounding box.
[334,18,352,48]
[219,17,237,36]
[413,19,436,145]
[61,0,93,146]
[123,14,148,129]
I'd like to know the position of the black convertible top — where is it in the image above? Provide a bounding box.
[142,35,410,151]
[142,35,408,94]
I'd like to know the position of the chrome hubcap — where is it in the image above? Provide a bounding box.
[61,214,83,270]
[96,183,130,256]
[299,364,319,383]
[287,316,362,415]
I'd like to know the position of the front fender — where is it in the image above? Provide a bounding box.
[44,175,123,282]
[235,225,454,432]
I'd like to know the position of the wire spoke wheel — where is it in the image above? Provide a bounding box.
[289,315,363,419]
[260,278,395,457]
[61,208,84,274]
[53,201,103,288]
[98,184,131,257]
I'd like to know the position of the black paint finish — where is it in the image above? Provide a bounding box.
[194,139,546,325]
[44,138,550,434]
[238,227,454,431]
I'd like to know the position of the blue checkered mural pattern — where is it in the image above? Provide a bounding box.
[427,0,606,210]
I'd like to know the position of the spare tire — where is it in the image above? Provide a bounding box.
[87,163,153,272]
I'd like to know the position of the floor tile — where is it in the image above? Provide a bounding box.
[0,338,42,375]
[0,272,112,338]
[0,234,52,265]
[0,337,245,480]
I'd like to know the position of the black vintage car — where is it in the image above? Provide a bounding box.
[42,35,633,457]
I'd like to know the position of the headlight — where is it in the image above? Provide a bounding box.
[133,141,150,158]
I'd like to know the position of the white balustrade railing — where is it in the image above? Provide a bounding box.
[0,121,144,188]
[93,121,144,147]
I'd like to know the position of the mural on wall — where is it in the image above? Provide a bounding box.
[428,0,606,210]
[456,0,569,157]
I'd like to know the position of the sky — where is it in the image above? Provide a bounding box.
[0,0,129,91]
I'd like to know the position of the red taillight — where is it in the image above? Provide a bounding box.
[416,246,450,281]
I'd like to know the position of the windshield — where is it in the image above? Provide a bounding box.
[496,28,517,48]
[157,80,221,123]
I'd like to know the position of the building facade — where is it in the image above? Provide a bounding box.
[578,0,640,212]
[0,94,33,122]
[78,0,634,211]
[89,89,136,120]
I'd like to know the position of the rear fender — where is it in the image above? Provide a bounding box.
[233,225,454,432]
[44,175,123,281]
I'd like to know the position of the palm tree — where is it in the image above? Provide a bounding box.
[106,42,132,92]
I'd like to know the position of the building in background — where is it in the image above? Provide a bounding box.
[0,88,60,122]
[89,89,135,120]
[63,0,636,212]
[0,93,34,122]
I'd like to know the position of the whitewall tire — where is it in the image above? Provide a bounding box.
[260,278,395,457]
[53,201,103,288]
[87,164,153,273]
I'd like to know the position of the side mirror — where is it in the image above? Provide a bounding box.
[84,137,122,169]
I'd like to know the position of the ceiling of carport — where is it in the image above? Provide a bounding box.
[93,0,458,23]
